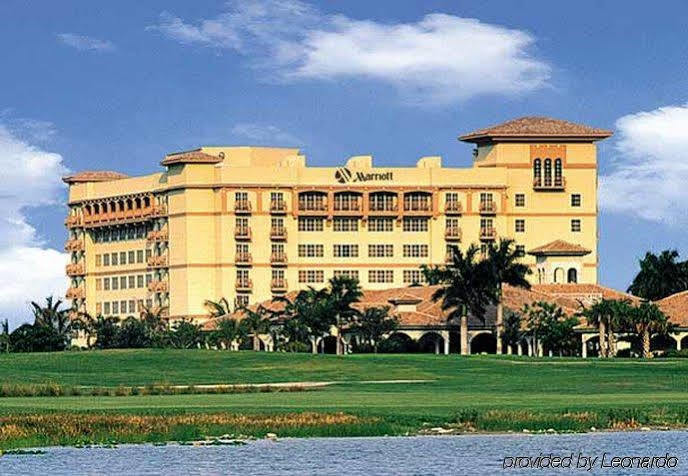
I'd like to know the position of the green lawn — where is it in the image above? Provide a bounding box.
[2,350,688,447]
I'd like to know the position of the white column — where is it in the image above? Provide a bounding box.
[443,331,450,355]
[581,336,588,359]
[460,315,469,355]
[517,343,522,356]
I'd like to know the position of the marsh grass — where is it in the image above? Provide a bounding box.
[0,383,311,399]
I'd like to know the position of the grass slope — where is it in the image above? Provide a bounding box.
[2,350,688,448]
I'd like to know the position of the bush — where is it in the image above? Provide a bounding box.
[663,349,688,358]
[9,324,65,353]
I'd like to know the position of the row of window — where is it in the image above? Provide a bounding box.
[96,249,150,267]
[296,244,429,258]
[97,298,153,317]
[514,193,581,207]
[91,225,149,243]
[96,274,154,291]
[296,269,425,284]
[296,217,429,232]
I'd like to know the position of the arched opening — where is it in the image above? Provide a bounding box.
[615,335,639,358]
[144,196,151,208]
[519,339,530,356]
[554,267,565,283]
[651,334,676,354]
[135,197,141,209]
[126,198,133,211]
[567,268,578,284]
[379,332,418,353]
[322,335,338,354]
[109,201,116,213]
[118,200,125,212]
[418,332,445,354]
[369,191,397,212]
[333,191,362,212]
[470,333,496,354]
[533,159,542,187]
[584,335,600,358]
[403,191,432,212]
[298,191,327,211]
[554,158,563,186]
[544,158,552,187]
[681,335,688,351]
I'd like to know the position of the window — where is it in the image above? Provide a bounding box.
[333,217,359,232]
[446,217,459,231]
[103,277,110,291]
[515,219,525,233]
[298,244,324,257]
[137,250,144,263]
[333,244,359,258]
[111,253,118,266]
[571,219,581,232]
[533,159,542,186]
[128,300,136,314]
[554,159,563,186]
[515,194,525,207]
[236,269,250,282]
[368,217,394,232]
[368,244,393,258]
[120,252,127,265]
[104,302,111,315]
[96,303,102,315]
[128,275,135,289]
[403,217,428,232]
[334,270,359,280]
[567,268,578,283]
[299,270,324,283]
[299,192,326,211]
[111,277,119,290]
[96,254,102,267]
[271,243,285,254]
[298,217,324,232]
[445,192,459,205]
[516,245,526,257]
[369,192,396,211]
[120,276,127,289]
[112,301,119,315]
[404,192,431,211]
[403,269,424,284]
[368,269,394,283]
[403,244,428,258]
[271,268,285,280]
[146,274,153,285]
[571,194,581,207]
[271,217,284,228]
[95,279,102,291]
[103,254,110,266]
[235,295,249,309]
[128,251,135,264]
[146,249,152,260]
[236,243,250,254]
[137,275,144,288]
[270,192,284,202]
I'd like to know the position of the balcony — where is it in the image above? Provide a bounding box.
[480,227,497,240]
[298,201,328,215]
[533,177,566,191]
[146,230,169,243]
[236,252,253,265]
[403,201,433,215]
[444,227,462,241]
[368,202,398,215]
[65,215,83,228]
[150,205,167,217]
[65,286,85,300]
[235,200,252,214]
[270,252,288,265]
[236,279,253,292]
[64,239,84,252]
[270,226,287,240]
[445,251,456,263]
[65,263,85,276]
[271,278,288,292]
[444,201,463,214]
[270,200,287,213]
[147,280,168,293]
[234,226,252,240]
[333,201,363,214]
[147,254,168,268]
[479,201,497,214]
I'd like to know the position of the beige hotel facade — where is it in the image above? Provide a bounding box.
[63,116,612,321]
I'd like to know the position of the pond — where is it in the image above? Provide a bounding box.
[1,430,685,475]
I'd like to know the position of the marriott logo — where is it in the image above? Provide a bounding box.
[335,167,394,184]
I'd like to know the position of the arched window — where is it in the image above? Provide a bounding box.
[554,267,564,283]
[533,159,542,187]
[554,159,563,187]
[544,159,552,187]
[567,268,578,284]
[126,198,133,210]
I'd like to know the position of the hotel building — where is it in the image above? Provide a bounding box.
[63,116,611,321]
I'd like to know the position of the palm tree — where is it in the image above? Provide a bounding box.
[239,305,271,351]
[628,250,688,300]
[140,305,168,334]
[577,300,609,358]
[486,239,532,354]
[30,297,72,347]
[204,297,233,318]
[75,311,98,348]
[432,244,496,355]
[213,317,245,350]
[630,302,669,358]
[352,306,398,353]
[0,319,9,353]
[420,264,445,285]
[273,287,334,353]
[327,276,363,355]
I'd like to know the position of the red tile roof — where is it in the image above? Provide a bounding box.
[62,170,129,184]
[656,291,688,327]
[460,116,613,143]
[161,150,223,166]
[528,240,591,256]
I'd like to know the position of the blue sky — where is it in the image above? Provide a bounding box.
[1,0,688,325]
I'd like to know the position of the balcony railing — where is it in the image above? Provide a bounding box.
[333,201,363,213]
[236,279,253,291]
[234,226,252,240]
[444,227,462,241]
[270,200,287,213]
[235,200,252,213]
[533,177,566,191]
[146,230,169,243]
[298,201,328,213]
[147,255,168,268]
[150,205,167,217]
[270,252,287,265]
[236,252,253,265]
[65,263,85,276]
[64,239,84,252]
[444,201,463,214]
[271,278,288,292]
[270,227,287,240]
[65,287,85,300]
[480,227,497,240]
[65,215,83,228]
[368,202,398,214]
[479,201,497,214]
[147,280,168,293]
[403,201,433,213]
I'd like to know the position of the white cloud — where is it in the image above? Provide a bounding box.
[231,123,302,145]
[148,0,550,104]
[600,103,688,224]
[0,124,69,328]
[57,33,116,52]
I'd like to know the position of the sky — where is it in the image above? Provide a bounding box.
[1,0,688,327]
